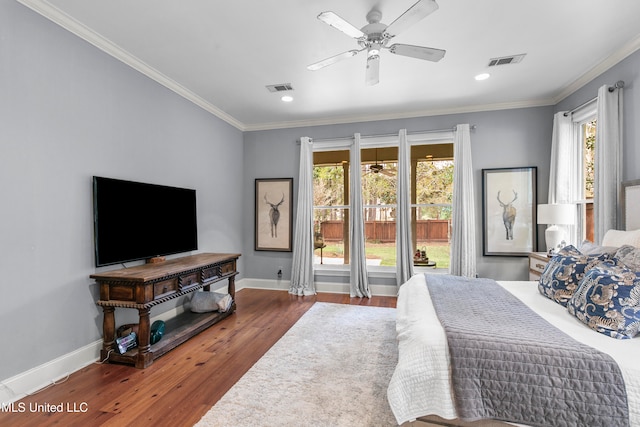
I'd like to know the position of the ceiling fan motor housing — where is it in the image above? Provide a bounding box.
[359,14,388,57]
[370,164,384,173]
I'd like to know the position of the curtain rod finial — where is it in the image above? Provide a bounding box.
[609,80,625,92]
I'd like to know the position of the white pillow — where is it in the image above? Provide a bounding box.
[601,229,640,248]
[190,291,233,313]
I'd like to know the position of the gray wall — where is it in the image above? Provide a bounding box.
[555,50,640,182]
[0,2,243,380]
[244,106,554,284]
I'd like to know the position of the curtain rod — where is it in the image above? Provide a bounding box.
[563,80,624,117]
[303,125,476,144]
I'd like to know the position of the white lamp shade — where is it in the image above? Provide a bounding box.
[537,204,575,225]
[537,204,575,252]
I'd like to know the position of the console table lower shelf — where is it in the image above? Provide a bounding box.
[107,306,236,366]
[91,253,240,369]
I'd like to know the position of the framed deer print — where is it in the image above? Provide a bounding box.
[482,167,537,256]
[255,178,293,251]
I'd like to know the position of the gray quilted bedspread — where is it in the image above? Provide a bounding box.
[425,273,629,427]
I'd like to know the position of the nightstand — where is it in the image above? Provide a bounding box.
[528,252,550,281]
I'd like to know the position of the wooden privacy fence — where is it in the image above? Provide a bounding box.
[320,220,450,242]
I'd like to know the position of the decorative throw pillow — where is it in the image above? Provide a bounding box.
[538,245,611,306]
[614,245,640,271]
[567,261,640,339]
[190,291,233,313]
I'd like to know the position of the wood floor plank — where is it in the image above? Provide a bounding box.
[0,289,396,427]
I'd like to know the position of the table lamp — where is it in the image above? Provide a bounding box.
[537,203,575,252]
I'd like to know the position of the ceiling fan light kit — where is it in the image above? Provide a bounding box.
[366,54,380,86]
[308,0,446,86]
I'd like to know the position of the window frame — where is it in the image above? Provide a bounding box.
[311,131,454,277]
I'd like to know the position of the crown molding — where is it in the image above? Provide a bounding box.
[16,0,246,131]
[243,98,556,132]
[553,33,640,104]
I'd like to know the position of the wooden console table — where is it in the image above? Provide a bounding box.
[90,253,240,368]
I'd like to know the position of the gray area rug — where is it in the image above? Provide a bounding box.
[195,302,398,427]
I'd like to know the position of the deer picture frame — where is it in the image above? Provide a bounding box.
[482,167,537,256]
[255,178,293,252]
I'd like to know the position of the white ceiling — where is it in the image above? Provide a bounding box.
[18,0,640,131]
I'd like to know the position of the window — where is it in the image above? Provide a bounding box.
[412,144,454,269]
[575,116,596,242]
[313,150,349,265]
[362,147,398,266]
[581,119,596,242]
[583,119,596,199]
[312,137,454,269]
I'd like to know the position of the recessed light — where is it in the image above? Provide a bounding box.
[475,73,490,81]
[281,95,294,102]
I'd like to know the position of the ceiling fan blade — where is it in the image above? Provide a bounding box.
[317,11,366,40]
[387,43,445,62]
[384,0,439,39]
[307,49,362,71]
[365,55,380,86]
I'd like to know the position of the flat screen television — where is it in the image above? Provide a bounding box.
[93,176,198,267]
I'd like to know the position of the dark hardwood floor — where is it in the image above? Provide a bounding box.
[0,289,397,427]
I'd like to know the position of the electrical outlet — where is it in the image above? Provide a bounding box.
[277,266,283,278]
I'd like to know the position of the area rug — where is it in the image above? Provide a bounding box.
[195,302,398,427]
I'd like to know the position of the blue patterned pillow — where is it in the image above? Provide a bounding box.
[567,261,640,339]
[538,245,611,306]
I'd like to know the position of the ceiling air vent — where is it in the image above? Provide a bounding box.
[488,54,526,67]
[266,83,294,93]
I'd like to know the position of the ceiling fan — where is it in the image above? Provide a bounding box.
[367,149,395,176]
[307,0,446,86]
[369,162,385,174]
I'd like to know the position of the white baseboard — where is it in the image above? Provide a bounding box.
[0,278,394,405]
[0,339,102,405]
[237,277,398,297]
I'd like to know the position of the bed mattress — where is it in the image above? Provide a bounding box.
[387,274,640,426]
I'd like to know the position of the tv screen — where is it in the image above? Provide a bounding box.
[93,176,198,267]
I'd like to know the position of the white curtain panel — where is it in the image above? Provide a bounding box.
[594,84,623,243]
[449,124,477,277]
[396,129,414,288]
[350,134,371,298]
[548,111,579,245]
[289,137,316,296]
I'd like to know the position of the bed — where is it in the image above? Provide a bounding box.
[388,231,640,427]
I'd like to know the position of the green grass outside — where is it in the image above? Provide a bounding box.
[318,242,450,269]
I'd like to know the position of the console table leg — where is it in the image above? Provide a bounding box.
[135,307,153,369]
[228,276,236,299]
[101,306,116,360]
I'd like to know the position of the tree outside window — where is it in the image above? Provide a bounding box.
[584,119,596,199]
